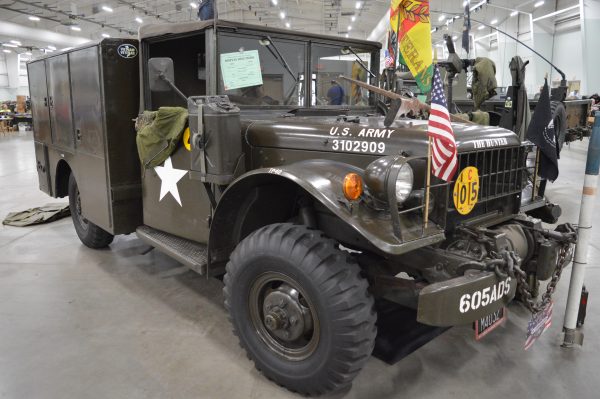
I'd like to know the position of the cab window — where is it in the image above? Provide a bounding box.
[310,44,373,107]
[217,33,306,107]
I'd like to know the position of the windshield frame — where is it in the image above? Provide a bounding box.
[215,26,380,110]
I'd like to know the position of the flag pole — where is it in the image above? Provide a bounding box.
[533,148,540,200]
[425,52,439,231]
[533,72,549,201]
[424,140,432,230]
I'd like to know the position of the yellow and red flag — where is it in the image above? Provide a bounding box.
[385,0,401,68]
[397,0,433,92]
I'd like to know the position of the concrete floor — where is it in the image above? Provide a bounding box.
[1,131,599,399]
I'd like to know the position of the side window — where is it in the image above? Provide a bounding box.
[311,44,372,107]
[147,33,207,109]
[218,33,306,106]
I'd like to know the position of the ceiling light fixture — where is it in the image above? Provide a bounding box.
[438,14,446,22]
[490,19,498,24]
[345,33,349,38]
[101,33,111,38]
[348,25,352,31]
[534,1,545,8]
[285,21,290,28]
[28,15,40,21]
[532,5,579,22]
[271,0,278,5]
[10,40,21,45]
[2,43,18,48]
[135,17,143,23]
[24,52,32,56]
[190,2,198,8]
[355,1,363,10]
[351,15,356,22]
[510,11,518,17]
[47,45,56,50]
[71,26,81,31]
[478,25,485,30]
[3,49,11,53]
[279,11,285,19]
[102,5,113,12]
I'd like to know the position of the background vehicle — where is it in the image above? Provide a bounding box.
[27,20,575,395]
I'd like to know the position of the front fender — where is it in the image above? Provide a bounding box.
[208,160,445,268]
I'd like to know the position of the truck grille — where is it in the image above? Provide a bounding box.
[430,146,528,230]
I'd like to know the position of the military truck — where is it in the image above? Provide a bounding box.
[27,20,576,395]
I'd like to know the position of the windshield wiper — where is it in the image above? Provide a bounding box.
[260,36,298,83]
[341,46,376,80]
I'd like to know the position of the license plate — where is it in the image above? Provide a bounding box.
[475,307,507,340]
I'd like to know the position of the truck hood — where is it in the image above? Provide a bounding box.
[244,116,520,157]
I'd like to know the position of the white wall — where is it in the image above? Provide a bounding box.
[0,52,30,101]
[551,28,584,86]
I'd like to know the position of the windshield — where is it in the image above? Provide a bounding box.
[311,44,373,107]
[218,33,305,106]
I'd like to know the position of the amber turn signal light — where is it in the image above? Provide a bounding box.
[343,173,363,201]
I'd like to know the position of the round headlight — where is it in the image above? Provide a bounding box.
[395,163,414,204]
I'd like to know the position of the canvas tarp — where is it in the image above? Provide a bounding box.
[3,203,70,227]
[135,107,188,168]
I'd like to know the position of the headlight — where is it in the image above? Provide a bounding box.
[364,155,415,207]
[395,163,413,204]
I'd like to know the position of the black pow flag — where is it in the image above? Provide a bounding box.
[526,79,559,181]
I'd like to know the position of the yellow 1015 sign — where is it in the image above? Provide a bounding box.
[453,167,480,215]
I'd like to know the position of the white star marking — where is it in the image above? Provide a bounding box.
[155,157,188,206]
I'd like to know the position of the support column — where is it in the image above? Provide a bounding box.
[5,52,19,89]
[580,0,600,94]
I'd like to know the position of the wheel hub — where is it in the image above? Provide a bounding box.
[262,286,312,342]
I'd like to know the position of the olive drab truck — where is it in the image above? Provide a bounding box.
[28,20,576,396]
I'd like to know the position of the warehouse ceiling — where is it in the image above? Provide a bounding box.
[0,0,581,57]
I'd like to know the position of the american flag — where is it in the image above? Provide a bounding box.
[428,66,458,182]
[384,50,394,68]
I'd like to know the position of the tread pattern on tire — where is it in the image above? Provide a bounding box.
[223,223,377,396]
[68,174,114,249]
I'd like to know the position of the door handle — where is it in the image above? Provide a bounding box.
[76,129,82,141]
[44,97,48,107]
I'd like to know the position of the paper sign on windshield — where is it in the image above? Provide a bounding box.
[220,50,263,91]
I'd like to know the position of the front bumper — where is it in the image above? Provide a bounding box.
[417,270,517,327]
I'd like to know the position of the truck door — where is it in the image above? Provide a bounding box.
[28,60,52,144]
[46,54,75,150]
[27,60,52,195]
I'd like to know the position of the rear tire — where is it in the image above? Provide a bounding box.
[223,223,376,395]
[68,174,114,249]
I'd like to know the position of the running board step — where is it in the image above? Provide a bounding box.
[136,225,208,276]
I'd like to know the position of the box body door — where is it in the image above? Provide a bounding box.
[27,60,52,144]
[69,46,112,230]
[46,54,75,150]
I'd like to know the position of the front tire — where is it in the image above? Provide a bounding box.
[68,174,114,249]
[223,223,376,395]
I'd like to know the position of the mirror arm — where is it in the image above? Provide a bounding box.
[159,72,188,103]
[347,47,376,80]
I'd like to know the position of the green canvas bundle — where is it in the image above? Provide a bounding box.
[135,107,188,168]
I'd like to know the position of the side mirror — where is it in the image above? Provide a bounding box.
[148,57,175,92]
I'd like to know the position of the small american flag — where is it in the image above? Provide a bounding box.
[428,66,458,182]
[384,50,394,68]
